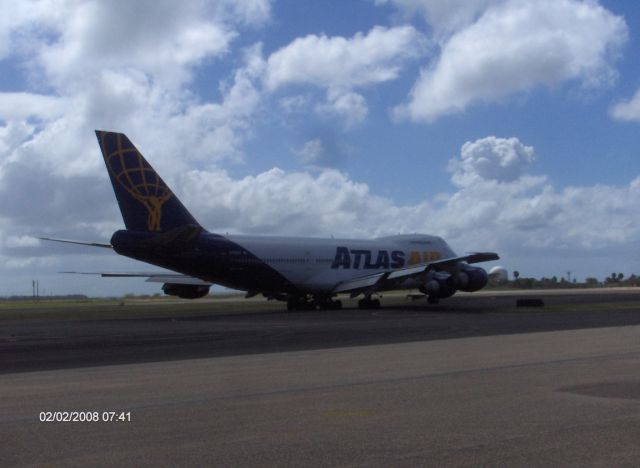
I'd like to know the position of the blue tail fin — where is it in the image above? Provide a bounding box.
[95,130,200,232]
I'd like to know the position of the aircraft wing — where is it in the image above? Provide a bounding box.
[61,271,212,286]
[332,271,390,294]
[332,252,499,294]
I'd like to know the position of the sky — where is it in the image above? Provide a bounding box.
[1,0,640,297]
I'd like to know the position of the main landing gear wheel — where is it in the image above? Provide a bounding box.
[287,296,342,310]
[358,297,381,309]
[317,298,342,310]
[287,297,314,311]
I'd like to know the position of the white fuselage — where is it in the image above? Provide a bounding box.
[226,233,457,293]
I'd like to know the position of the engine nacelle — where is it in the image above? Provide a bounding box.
[162,283,210,299]
[420,278,456,299]
[451,267,488,292]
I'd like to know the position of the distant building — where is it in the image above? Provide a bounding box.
[489,266,509,283]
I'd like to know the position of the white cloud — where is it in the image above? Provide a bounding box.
[376,0,503,39]
[0,0,58,60]
[265,25,424,91]
[0,121,36,157]
[449,136,535,186]
[316,90,369,127]
[292,135,351,168]
[4,235,39,248]
[0,1,272,285]
[610,88,640,122]
[0,1,270,177]
[439,136,640,251]
[3,130,640,291]
[25,0,270,90]
[179,166,431,237]
[263,25,424,125]
[395,0,628,122]
[1,1,639,295]
[218,0,272,26]
[278,95,310,114]
[166,135,640,257]
[295,139,324,165]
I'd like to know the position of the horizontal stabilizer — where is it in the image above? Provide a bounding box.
[39,237,112,248]
[60,271,211,286]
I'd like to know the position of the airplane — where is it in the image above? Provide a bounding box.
[42,131,499,310]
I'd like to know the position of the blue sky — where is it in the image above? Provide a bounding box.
[1,0,640,296]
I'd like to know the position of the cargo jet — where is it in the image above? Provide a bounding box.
[43,131,499,310]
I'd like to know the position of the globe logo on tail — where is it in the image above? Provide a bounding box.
[101,133,173,231]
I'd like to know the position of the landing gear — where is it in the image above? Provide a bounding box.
[427,295,440,305]
[321,299,342,310]
[287,296,314,311]
[358,297,381,309]
[286,295,343,310]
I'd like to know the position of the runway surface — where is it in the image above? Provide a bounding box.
[3,290,640,374]
[2,290,640,465]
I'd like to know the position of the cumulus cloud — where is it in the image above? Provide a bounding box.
[0,1,273,298]
[178,167,432,237]
[0,1,269,172]
[2,1,639,295]
[394,0,628,122]
[219,0,272,26]
[292,134,351,168]
[376,0,502,39]
[0,92,66,121]
[28,0,270,90]
[610,89,640,122]
[170,134,635,257]
[316,90,369,127]
[440,136,640,251]
[278,95,310,114]
[167,135,640,256]
[265,25,424,90]
[449,136,535,186]
[264,25,424,125]
[294,139,324,165]
[4,130,640,292]
[4,235,40,248]
[0,0,273,292]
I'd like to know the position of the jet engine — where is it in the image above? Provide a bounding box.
[162,283,210,299]
[448,266,488,292]
[420,277,456,299]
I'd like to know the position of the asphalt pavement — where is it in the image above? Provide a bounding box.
[2,290,639,466]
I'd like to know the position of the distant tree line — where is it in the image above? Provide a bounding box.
[489,272,640,290]
[1,294,89,301]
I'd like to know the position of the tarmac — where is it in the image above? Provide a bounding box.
[2,289,640,466]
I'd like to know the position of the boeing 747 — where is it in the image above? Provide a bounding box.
[43,131,499,310]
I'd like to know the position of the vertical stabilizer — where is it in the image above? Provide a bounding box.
[95,130,200,232]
